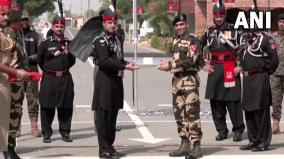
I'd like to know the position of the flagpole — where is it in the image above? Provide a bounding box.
[133,0,138,112]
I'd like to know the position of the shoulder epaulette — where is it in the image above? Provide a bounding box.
[93,32,109,48]
[189,33,197,38]
[93,32,105,44]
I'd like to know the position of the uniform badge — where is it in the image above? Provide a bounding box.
[180,15,184,21]
[226,71,233,79]
[99,39,106,46]
[270,43,277,50]
[223,31,232,40]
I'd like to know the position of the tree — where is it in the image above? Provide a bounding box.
[64,10,73,18]
[117,0,132,23]
[141,0,174,36]
[117,0,174,36]
[48,12,58,23]
[99,0,111,12]
[19,0,57,18]
[86,9,98,19]
[117,0,148,26]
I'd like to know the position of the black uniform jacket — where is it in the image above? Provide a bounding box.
[92,31,127,111]
[201,24,241,101]
[23,28,39,70]
[37,35,76,108]
[240,32,279,111]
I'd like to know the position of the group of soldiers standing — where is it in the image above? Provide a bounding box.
[0,0,42,159]
[156,0,281,158]
[0,0,77,158]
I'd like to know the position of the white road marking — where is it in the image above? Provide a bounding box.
[21,120,284,126]
[123,101,169,144]
[21,155,284,159]
[75,105,91,108]
[142,57,154,65]
[157,104,172,107]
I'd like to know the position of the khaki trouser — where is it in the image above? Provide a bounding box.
[0,73,11,151]
[172,74,202,144]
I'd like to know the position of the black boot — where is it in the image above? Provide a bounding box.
[191,142,202,158]
[239,142,258,150]
[3,151,10,159]
[233,132,242,142]
[169,139,191,157]
[215,133,227,141]
[4,145,21,159]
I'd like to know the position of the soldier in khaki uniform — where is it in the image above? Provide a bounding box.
[16,15,41,138]
[157,13,203,159]
[4,2,27,159]
[0,0,28,158]
[0,1,13,157]
[271,13,284,134]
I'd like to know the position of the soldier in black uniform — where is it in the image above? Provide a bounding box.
[37,15,76,144]
[92,7,139,159]
[238,21,279,152]
[201,1,245,142]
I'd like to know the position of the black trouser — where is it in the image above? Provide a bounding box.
[245,107,272,147]
[210,100,245,135]
[96,106,119,154]
[40,107,73,137]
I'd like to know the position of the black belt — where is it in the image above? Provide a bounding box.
[174,71,197,78]
[243,68,266,76]
[44,70,70,77]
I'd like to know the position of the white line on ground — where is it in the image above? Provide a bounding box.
[157,104,172,107]
[123,101,169,144]
[21,155,284,159]
[20,120,284,125]
[75,105,91,108]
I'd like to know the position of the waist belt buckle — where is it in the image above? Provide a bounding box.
[56,71,63,77]
[244,71,249,76]
[219,55,224,61]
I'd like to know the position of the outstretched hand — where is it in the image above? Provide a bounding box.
[126,62,140,71]
[156,59,170,72]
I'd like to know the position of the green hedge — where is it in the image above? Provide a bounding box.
[150,35,172,52]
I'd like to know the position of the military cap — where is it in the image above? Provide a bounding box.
[213,0,226,16]
[9,0,23,21]
[52,14,65,25]
[0,0,12,13]
[102,6,118,21]
[278,13,284,20]
[172,13,187,26]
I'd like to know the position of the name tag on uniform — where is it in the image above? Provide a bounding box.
[24,38,34,42]
[48,47,57,51]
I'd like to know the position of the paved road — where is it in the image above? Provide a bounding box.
[14,28,284,158]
